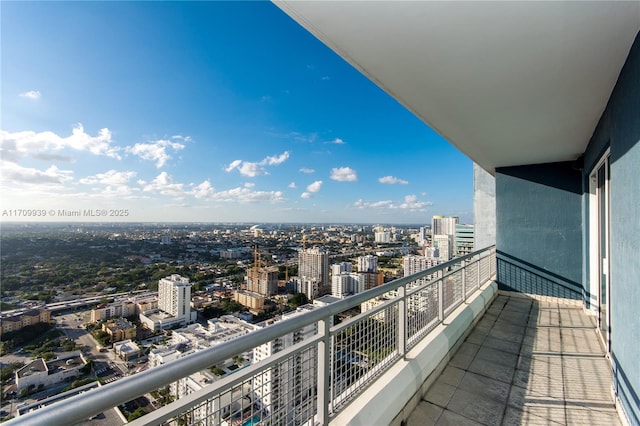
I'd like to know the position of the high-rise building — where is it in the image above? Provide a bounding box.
[374,226,391,243]
[357,255,378,273]
[158,274,193,324]
[455,224,475,257]
[298,247,329,299]
[357,271,384,293]
[246,266,279,297]
[431,216,459,237]
[253,305,325,424]
[433,234,454,261]
[403,255,444,288]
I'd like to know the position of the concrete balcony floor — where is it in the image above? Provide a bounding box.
[407,292,621,425]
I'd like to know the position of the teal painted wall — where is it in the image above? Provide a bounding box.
[495,162,584,298]
[584,30,640,425]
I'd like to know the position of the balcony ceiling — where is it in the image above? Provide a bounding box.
[275,1,640,173]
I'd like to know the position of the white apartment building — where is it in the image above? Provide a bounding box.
[140,275,196,330]
[374,226,391,243]
[432,234,454,261]
[356,255,378,273]
[431,215,459,237]
[252,304,331,424]
[158,274,192,318]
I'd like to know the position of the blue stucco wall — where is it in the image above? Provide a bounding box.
[584,30,640,425]
[495,162,584,297]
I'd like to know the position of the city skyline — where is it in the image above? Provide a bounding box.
[1,2,473,224]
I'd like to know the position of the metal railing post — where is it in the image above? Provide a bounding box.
[461,259,467,301]
[438,279,444,322]
[317,318,331,425]
[477,256,481,289]
[398,284,406,358]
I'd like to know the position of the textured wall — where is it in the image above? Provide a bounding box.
[473,163,496,250]
[495,161,584,294]
[584,30,640,426]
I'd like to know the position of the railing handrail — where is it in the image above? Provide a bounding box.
[7,245,495,426]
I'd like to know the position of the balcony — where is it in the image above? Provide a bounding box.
[405,293,619,425]
[7,245,621,425]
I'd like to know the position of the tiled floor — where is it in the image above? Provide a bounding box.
[407,293,621,425]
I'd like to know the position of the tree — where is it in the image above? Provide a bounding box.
[210,365,224,376]
[288,292,308,308]
[127,407,147,422]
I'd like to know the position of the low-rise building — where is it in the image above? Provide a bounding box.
[114,339,141,361]
[102,317,136,342]
[15,352,86,391]
[0,308,50,337]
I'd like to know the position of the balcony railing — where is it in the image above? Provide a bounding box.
[9,246,496,426]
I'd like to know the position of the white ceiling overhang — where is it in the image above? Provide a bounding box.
[274,1,640,174]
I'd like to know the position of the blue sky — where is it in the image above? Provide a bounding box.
[1,1,472,225]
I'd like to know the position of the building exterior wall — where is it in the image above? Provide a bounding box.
[473,163,496,250]
[495,161,584,299]
[583,30,640,425]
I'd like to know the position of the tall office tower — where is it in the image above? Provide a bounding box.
[253,306,322,425]
[433,234,454,260]
[431,215,459,237]
[357,255,378,273]
[374,226,391,243]
[158,274,192,322]
[246,266,279,297]
[455,224,475,257]
[298,247,329,299]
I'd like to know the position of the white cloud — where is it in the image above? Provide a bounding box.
[225,160,243,172]
[330,167,357,182]
[299,168,315,174]
[306,180,323,193]
[379,175,409,185]
[19,90,41,100]
[244,182,255,188]
[91,185,138,199]
[189,180,215,199]
[238,162,262,177]
[171,135,192,142]
[208,187,285,203]
[225,151,290,177]
[301,192,311,199]
[288,182,296,188]
[261,151,290,166]
[327,138,345,145]
[0,124,120,163]
[80,170,136,186]
[1,162,73,185]
[398,194,431,209]
[140,172,185,196]
[126,137,185,168]
[353,194,431,211]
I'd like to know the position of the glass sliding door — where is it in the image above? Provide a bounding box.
[595,155,611,353]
